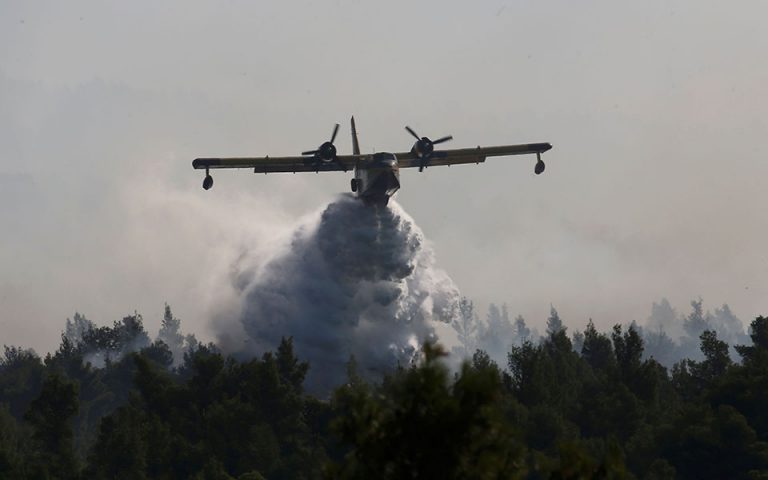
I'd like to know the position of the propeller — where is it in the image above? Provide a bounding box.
[302,123,340,165]
[405,126,453,172]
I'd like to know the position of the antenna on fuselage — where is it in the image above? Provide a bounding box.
[351,116,361,155]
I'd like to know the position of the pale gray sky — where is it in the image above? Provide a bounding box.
[2,0,767,354]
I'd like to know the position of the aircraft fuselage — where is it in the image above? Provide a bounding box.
[353,152,400,206]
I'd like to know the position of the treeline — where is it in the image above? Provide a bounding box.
[2,307,768,478]
[455,298,750,370]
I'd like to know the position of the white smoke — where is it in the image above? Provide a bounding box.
[218,194,461,393]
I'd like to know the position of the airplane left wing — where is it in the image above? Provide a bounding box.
[192,155,361,173]
[395,143,552,171]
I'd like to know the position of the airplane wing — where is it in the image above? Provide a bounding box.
[395,143,552,169]
[192,155,362,173]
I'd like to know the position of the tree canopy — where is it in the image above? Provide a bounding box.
[2,306,768,478]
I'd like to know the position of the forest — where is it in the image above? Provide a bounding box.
[1,303,768,479]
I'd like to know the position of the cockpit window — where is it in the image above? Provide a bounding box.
[373,152,397,168]
[373,152,395,162]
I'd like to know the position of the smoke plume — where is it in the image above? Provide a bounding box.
[222,194,461,393]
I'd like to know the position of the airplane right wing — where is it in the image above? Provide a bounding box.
[395,143,553,169]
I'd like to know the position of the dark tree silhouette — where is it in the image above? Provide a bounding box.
[24,374,80,479]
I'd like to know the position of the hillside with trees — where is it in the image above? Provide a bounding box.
[2,304,768,479]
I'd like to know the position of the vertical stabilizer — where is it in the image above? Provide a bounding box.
[351,116,361,155]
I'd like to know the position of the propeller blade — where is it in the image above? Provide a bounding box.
[432,135,453,144]
[302,150,318,156]
[330,123,340,143]
[405,126,420,141]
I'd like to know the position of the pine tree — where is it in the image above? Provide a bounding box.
[158,303,185,365]
[546,305,565,336]
[612,324,644,380]
[643,325,678,368]
[648,298,680,338]
[694,330,732,381]
[581,319,615,372]
[452,297,478,357]
[572,330,585,354]
[515,315,531,345]
[735,316,768,366]
[683,298,711,338]
[24,374,80,479]
[477,303,515,363]
[712,304,748,346]
[64,312,95,346]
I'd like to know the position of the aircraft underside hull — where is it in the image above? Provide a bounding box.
[358,168,400,206]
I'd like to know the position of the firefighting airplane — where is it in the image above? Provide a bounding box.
[193,117,552,206]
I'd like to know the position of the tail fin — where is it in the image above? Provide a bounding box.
[351,116,361,155]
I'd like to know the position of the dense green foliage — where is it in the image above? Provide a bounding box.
[2,308,768,478]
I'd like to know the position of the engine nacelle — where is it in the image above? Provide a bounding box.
[301,124,340,164]
[317,141,337,163]
[411,138,434,158]
[405,127,451,161]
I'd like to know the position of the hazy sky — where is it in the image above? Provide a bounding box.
[2,1,767,354]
